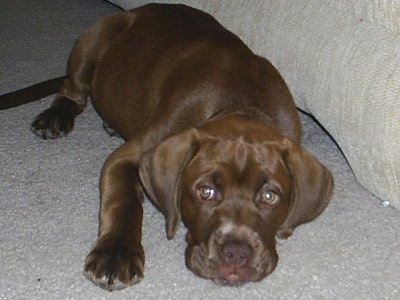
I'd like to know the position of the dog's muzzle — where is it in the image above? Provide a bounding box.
[185,223,278,285]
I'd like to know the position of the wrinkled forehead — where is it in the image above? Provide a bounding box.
[188,136,290,184]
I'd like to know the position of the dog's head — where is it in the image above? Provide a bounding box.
[139,115,333,285]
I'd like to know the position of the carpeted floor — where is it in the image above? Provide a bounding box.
[1,1,399,299]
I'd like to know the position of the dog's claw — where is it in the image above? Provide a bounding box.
[84,262,143,291]
[102,121,120,137]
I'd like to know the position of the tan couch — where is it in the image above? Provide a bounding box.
[109,0,400,209]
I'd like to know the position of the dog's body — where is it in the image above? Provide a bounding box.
[1,4,333,291]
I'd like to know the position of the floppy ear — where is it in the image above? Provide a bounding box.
[138,129,199,239]
[277,140,334,239]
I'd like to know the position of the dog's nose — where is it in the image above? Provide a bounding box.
[221,241,252,266]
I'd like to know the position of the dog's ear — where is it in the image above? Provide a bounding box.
[277,139,334,239]
[139,129,199,239]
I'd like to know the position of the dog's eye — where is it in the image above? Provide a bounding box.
[258,190,280,206]
[197,186,216,201]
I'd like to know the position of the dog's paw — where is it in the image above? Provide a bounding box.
[84,242,145,291]
[31,97,82,139]
[31,107,74,139]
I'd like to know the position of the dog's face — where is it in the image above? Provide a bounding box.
[139,115,333,285]
[181,134,292,285]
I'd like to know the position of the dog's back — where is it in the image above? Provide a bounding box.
[91,4,300,142]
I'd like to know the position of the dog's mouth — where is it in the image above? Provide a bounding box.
[185,228,278,286]
[213,264,252,286]
[213,255,278,286]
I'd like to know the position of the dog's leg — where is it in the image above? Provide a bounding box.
[31,12,133,139]
[83,113,186,290]
[84,141,145,291]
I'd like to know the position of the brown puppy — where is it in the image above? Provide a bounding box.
[1,4,333,291]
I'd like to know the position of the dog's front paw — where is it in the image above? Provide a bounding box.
[84,241,145,291]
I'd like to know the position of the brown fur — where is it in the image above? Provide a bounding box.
[1,4,333,291]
